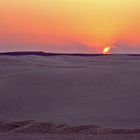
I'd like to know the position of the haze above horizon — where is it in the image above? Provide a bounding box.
[0,0,140,53]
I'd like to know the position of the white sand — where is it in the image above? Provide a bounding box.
[0,54,140,139]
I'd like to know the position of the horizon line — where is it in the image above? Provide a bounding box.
[0,51,140,56]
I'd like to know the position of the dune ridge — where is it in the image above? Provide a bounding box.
[1,120,140,135]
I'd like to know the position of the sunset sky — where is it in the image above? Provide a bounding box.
[0,0,140,53]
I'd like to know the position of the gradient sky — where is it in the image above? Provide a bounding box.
[0,0,140,53]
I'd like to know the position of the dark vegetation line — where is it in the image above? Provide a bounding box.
[0,51,104,56]
[0,51,139,56]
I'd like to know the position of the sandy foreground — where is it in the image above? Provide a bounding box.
[0,54,140,139]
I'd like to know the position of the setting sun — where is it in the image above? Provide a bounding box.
[103,47,112,54]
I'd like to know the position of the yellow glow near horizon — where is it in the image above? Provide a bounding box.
[103,47,112,54]
[0,0,140,52]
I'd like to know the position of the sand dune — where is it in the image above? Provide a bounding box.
[0,120,140,135]
[0,54,140,139]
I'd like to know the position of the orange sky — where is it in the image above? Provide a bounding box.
[0,0,140,53]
